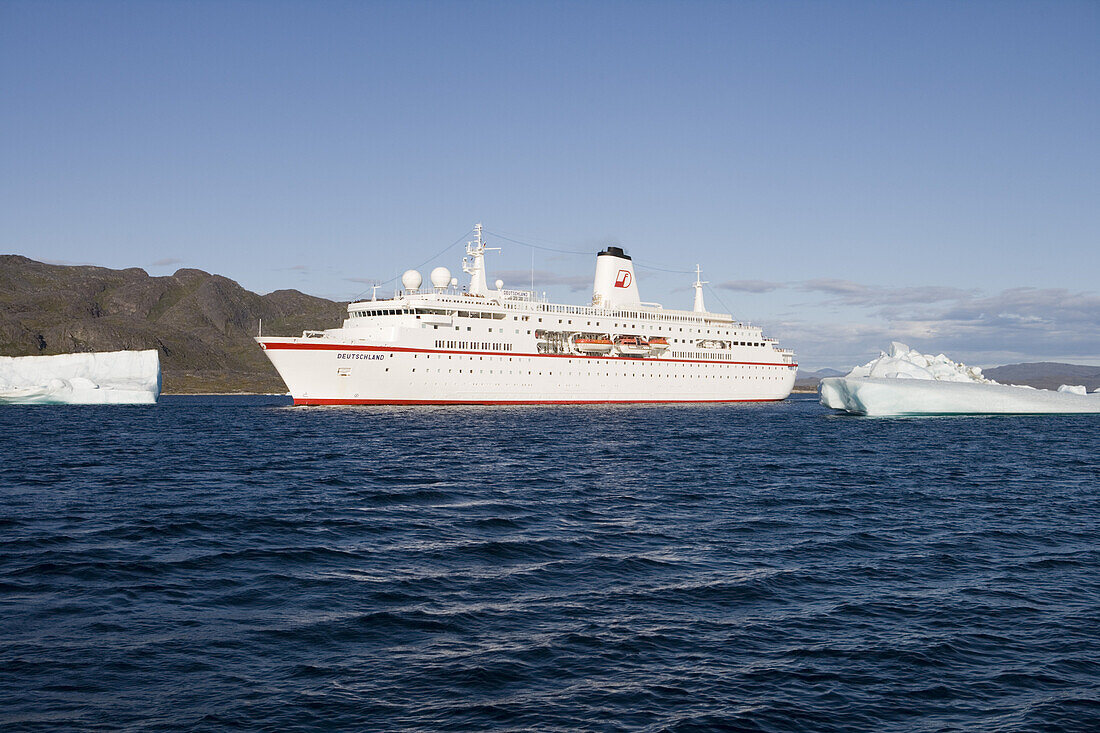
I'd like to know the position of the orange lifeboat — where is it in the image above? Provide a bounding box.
[573,336,614,354]
[614,335,651,356]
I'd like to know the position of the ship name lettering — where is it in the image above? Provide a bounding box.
[337,352,384,360]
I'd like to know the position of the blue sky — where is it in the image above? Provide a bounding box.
[2,0,1097,368]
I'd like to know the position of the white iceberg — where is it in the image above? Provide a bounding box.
[820,343,1100,416]
[0,350,161,405]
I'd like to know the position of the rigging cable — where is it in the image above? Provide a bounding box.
[484,229,590,255]
[492,227,742,317]
[704,282,736,317]
[354,226,736,316]
[485,229,695,274]
[633,262,695,275]
[352,226,474,300]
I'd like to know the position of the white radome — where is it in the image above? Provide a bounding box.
[401,269,422,291]
[495,279,504,290]
[430,267,451,289]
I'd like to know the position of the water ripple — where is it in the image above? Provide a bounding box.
[1,396,1098,731]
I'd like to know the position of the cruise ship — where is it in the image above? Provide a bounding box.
[257,225,797,404]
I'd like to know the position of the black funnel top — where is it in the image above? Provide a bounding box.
[597,246,631,261]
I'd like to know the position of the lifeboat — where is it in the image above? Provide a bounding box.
[648,336,670,353]
[615,335,651,356]
[573,336,614,354]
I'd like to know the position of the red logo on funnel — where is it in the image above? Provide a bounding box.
[614,270,632,288]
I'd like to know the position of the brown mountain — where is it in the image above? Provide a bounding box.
[794,363,1099,393]
[984,362,1100,391]
[0,255,346,393]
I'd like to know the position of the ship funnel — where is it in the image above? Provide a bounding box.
[591,246,640,309]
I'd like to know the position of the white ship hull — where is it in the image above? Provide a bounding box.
[259,339,795,405]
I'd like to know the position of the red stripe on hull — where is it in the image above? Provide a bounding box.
[260,340,795,368]
[293,398,785,406]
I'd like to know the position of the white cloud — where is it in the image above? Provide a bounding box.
[716,279,784,293]
[799,279,976,308]
[761,283,1100,370]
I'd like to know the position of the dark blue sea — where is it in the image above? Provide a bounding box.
[2,395,1099,731]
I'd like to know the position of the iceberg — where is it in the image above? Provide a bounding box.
[0,350,161,405]
[820,343,1100,416]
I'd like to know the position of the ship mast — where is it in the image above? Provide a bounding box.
[462,222,500,296]
[693,264,708,313]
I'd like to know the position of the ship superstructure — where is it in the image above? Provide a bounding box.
[257,224,797,404]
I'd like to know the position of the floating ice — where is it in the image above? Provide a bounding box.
[0,350,160,405]
[820,343,1100,416]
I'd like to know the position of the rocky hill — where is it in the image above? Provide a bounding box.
[984,362,1100,392]
[0,255,346,393]
[796,363,1099,393]
[793,368,846,391]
